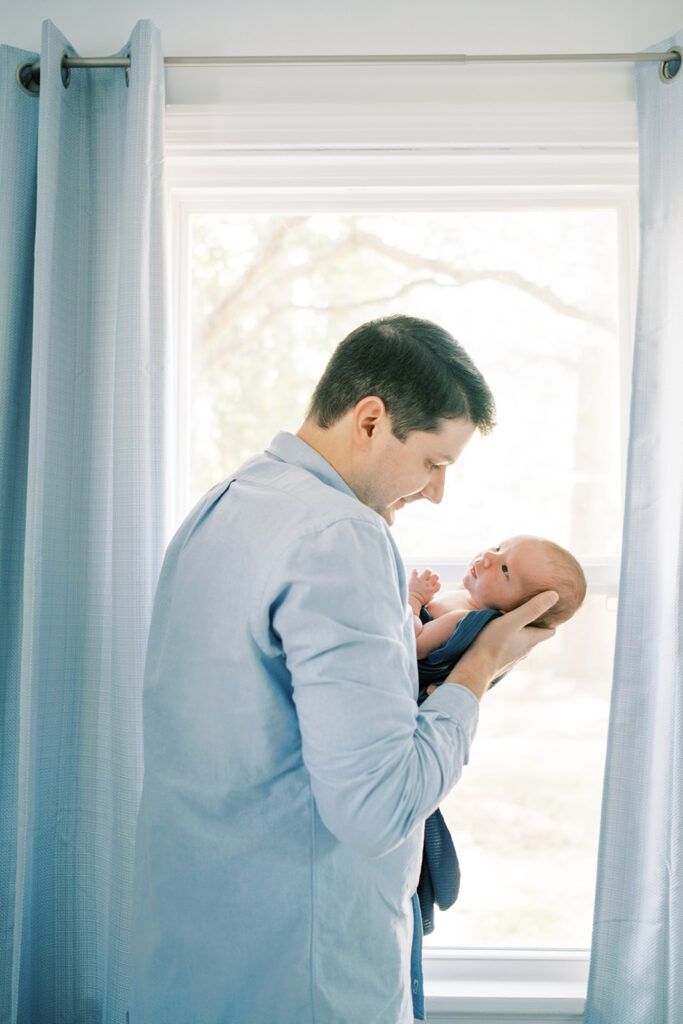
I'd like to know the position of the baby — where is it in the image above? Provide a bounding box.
[410,535,586,984]
[409,534,586,684]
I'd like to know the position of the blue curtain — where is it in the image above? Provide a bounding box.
[585,32,683,1024]
[0,20,167,1023]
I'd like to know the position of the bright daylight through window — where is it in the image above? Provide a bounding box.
[184,207,623,950]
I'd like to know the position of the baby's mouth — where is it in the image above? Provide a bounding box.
[470,564,478,579]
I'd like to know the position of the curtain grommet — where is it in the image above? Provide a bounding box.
[659,47,682,83]
[61,52,71,89]
[16,60,40,97]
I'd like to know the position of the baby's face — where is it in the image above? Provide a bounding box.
[462,536,554,612]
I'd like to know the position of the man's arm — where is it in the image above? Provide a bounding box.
[267,519,480,859]
[441,590,559,701]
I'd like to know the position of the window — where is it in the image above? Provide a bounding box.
[167,101,637,1016]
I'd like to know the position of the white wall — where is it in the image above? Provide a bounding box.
[4,0,682,105]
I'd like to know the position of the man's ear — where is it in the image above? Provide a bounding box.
[352,396,388,449]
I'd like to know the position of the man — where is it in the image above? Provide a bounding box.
[129,315,557,1023]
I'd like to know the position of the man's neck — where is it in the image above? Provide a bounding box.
[296,417,356,492]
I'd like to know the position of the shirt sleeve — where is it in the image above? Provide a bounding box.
[265,516,479,859]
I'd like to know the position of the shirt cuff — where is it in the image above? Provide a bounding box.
[419,681,480,747]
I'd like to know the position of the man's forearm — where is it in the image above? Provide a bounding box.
[442,644,498,700]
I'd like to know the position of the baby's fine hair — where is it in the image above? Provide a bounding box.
[526,539,587,629]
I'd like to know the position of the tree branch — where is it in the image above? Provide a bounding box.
[197,220,616,378]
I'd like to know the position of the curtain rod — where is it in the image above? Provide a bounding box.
[164,50,682,67]
[23,49,683,69]
[17,48,683,93]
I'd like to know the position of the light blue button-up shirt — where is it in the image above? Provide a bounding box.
[130,432,479,1024]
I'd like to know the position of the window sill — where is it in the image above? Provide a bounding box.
[423,949,588,1022]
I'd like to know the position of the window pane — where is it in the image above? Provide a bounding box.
[187,207,621,949]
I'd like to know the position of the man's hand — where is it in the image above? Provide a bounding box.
[442,590,559,701]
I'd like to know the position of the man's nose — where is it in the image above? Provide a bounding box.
[421,469,446,504]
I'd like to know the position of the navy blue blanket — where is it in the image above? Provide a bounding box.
[417,606,502,695]
[411,606,502,1019]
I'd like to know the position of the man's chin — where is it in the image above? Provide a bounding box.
[383,498,406,525]
[384,494,423,525]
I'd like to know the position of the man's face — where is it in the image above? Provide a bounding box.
[360,417,476,525]
[461,536,553,611]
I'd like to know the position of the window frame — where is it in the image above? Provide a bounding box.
[165,100,638,1019]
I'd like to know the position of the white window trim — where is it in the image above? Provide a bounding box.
[165,100,638,1019]
[423,948,588,1022]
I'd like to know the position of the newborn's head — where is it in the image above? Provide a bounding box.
[463,536,586,627]
[514,536,586,628]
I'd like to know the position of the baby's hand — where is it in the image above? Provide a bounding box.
[409,568,441,607]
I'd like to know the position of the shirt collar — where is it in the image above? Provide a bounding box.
[265,431,359,502]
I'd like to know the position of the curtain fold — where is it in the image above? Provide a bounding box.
[0,20,167,1023]
[585,31,683,1024]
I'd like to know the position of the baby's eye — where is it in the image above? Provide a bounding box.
[501,564,509,577]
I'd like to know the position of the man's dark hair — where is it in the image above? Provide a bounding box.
[307,314,496,440]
